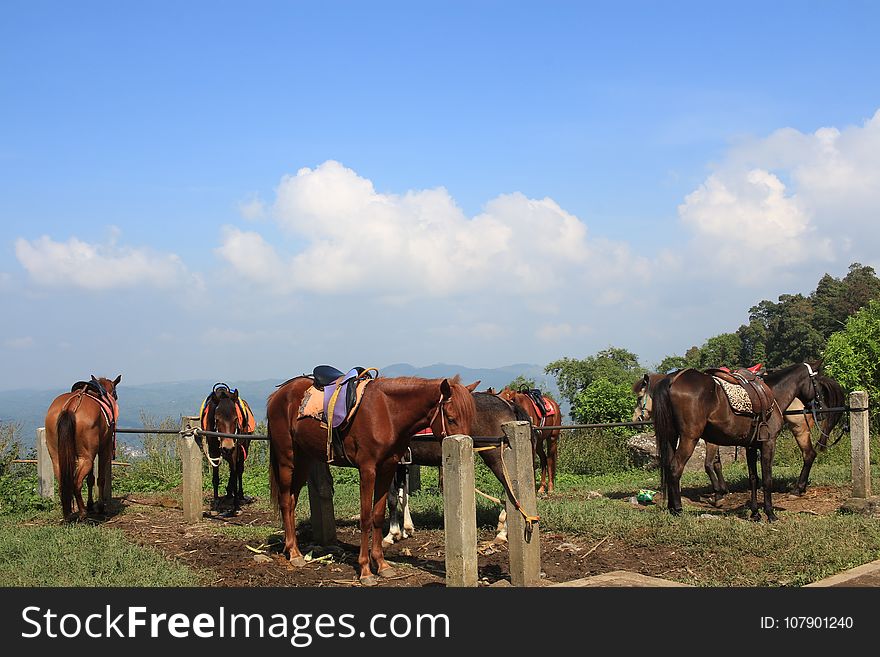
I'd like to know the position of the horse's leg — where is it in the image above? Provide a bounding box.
[761,440,778,522]
[495,507,508,543]
[356,465,380,584]
[382,467,404,547]
[401,469,414,536]
[535,436,549,495]
[370,460,399,580]
[667,433,700,516]
[211,463,220,508]
[746,446,760,521]
[285,450,313,566]
[96,438,112,514]
[86,468,95,513]
[702,443,726,506]
[73,457,92,520]
[546,431,559,493]
[791,420,816,496]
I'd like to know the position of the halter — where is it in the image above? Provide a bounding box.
[803,362,839,447]
[636,391,649,421]
[427,394,452,438]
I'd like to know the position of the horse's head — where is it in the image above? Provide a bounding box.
[632,373,652,422]
[211,386,241,453]
[430,376,477,439]
[93,374,122,400]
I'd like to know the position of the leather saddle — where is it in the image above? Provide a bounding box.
[704,367,774,416]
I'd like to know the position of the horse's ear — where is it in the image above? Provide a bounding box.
[233,388,240,401]
[113,374,122,386]
[440,378,453,399]
[465,380,480,392]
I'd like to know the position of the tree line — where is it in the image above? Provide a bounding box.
[506,263,880,427]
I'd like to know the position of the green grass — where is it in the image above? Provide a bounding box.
[0,513,205,586]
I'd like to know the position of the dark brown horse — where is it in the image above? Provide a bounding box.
[267,374,476,586]
[200,383,255,515]
[45,375,121,521]
[634,370,844,502]
[652,362,827,521]
[497,387,562,494]
[383,388,534,546]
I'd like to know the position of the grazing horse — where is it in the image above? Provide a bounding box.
[44,375,121,521]
[267,374,476,586]
[199,383,255,514]
[383,388,534,546]
[497,387,562,494]
[652,362,827,521]
[633,370,845,502]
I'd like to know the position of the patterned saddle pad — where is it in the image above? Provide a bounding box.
[712,377,753,413]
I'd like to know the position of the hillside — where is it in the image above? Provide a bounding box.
[0,363,559,449]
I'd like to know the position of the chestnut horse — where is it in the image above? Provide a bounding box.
[200,383,254,514]
[45,375,121,521]
[652,362,827,521]
[383,388,534,546]
[633,370,844,502]
[497,387,562,494]
[267,374,476,586]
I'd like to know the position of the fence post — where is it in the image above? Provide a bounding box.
[442,434,478,587]
[307,461,337,545]
[502,420,541,587]
[36,427,54,499]
[179,415,203,523]
[850,391,871,499]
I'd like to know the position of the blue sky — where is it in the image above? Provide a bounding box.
[2,1,879,390]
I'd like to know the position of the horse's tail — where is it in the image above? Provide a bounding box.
[56,410,78,516]
[816,376,846,450]
[651,377,678,496]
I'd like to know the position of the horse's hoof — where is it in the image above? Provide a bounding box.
[492,535,508,545]
[378,567,397,579]
[749,514,761,522]
[767,514,778,523]
[669,508,682,517]
[381,539,394,548]
[290,555,307,567]
[360,575,379,587]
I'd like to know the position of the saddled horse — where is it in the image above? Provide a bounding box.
[383,388,533,546]
[634,369,844,502]
[44,375,121,521]
[496,387,562,494]
[267,372,476,586]
[652,362,827,521]
[199,383,255,514]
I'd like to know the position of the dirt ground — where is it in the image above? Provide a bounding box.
[94,483,854,587]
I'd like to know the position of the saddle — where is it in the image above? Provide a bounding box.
[297,365,378,463]
[704,367,776,443]
[521,388,555,422]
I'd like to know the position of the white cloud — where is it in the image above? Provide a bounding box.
[238,194,266,220]
[15,234,199,290]
[678,109,880,278]
[3,336,34,349]
[217,160,648,300]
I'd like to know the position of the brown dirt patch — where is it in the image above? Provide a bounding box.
[92,485,851,587]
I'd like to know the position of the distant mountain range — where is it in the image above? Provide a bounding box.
[0,363,560,449]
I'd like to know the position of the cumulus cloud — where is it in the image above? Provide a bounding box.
[15,234,199,290]
[216,160,648,300]
[678,109,880,278]
[238,194,266,220]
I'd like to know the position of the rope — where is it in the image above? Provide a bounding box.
[475,487,502,505]
[195,430,223,468]
[498,441,540,527]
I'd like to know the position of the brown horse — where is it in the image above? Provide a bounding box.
[45,375,121,521]
[633,370,844,502]
[652,362,827,521]
[200,383,255,515]
[497,387,562,494]
[267,374,476,586]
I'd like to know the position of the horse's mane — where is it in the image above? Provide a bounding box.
[762,361,817,386]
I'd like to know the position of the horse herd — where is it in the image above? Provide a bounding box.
[43,361,845,585]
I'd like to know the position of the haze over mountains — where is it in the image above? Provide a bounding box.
[0,363,559,449]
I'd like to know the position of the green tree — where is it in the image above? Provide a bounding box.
[545,347,642,408]
[737,320,768,366]
[571,378,634,431]
[811,263,880,340]
[504,375,540,392]
[697,333,743,369]
[823,299,880,425]
[655,355,688,373]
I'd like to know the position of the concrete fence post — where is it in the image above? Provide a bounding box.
[179,415,203,523]
[307,461,337,545]
[442,434,478,587]
[849,391,871,499]
[502,420,541,587]
[36,427,54,499]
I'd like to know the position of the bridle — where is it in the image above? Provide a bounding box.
[803,362,840,447]
[427,394,452,438]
